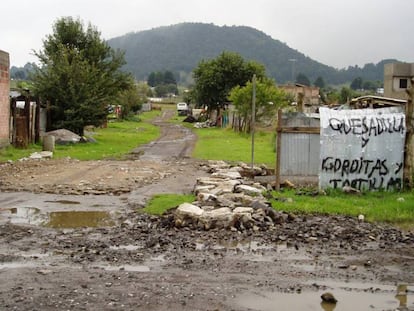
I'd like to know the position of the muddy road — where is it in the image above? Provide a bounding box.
[0,110,413,311]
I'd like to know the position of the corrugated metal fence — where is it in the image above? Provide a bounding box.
[275,110,320,189]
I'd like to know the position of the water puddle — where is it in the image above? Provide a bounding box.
[0,262,40,269]
[95,264,151,272]
[0,207,115,228]
[0,207,43,225]
[109,245,142,251]
[45,211,115,228]
[234,283,413,311]
[44,200,81,205]
[196,240,278,252]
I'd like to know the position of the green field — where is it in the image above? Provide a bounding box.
[0,110,161,162]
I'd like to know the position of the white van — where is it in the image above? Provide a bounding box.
[176,102,189,116]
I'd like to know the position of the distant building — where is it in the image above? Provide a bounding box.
[384,63,414,100]
[279,83,320,113]
[0,50,10,147]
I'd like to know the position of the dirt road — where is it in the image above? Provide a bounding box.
[0,110,413,310]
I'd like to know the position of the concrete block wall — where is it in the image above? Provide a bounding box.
[0,50,10,147]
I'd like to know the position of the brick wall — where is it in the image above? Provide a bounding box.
[0,50,10,147]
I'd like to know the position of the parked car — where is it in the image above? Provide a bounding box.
[176,102,189,116]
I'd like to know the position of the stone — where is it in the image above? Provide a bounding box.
[175,203,204,219]
[342,185,361,194]
[321,292,337,304]
[196,177,227,186]
[45,129,81,145]
[233,207,253,214]
[29,151,53,159]
[207,160,230,170]
[211,170,242,179]
[235,184,263,196]
[199,207,233,229]
[197,193,218,202]
[193,185,216,194]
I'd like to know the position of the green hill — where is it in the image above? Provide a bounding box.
[107,23,398,85]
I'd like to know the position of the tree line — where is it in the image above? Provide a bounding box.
[14,17,390,139]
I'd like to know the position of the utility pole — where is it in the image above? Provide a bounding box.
[404,78,414,188]
[289,59,297,84]
[251,74,256,169]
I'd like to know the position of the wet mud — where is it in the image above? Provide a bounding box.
[0,110,413,310]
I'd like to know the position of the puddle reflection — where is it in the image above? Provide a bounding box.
[234,283,413,311]
[45,211,115,228]
[1,207,115,228]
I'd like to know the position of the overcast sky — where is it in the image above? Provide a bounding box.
[2,0,413,69]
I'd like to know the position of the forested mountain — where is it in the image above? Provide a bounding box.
[107,23,398,85]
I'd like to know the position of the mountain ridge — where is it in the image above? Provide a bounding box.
[107,23,401,85]
[11,23,400,86]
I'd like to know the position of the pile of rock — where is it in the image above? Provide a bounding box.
[173,161,288,231]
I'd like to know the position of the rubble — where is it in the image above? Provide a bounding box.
[173,161,284,231]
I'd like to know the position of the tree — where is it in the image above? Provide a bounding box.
[192,51,266,113]
[147,70,177,87]
[32,17,133,135]
[350,77,363,90]
[229,78,288,133]
[163,70,176,85]
[314,76,325,89]
[295,73,310,86]
[154,83,178,97]
[339,87,354,104]
[116,82,150,118]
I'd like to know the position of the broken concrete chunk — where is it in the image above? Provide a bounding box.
[233,207,254,214]
[211,170,242,179]
[193,185,216,194]
[197,193,218,202]
[176,203,204,218]
[199,207,233,229]
[235,184,263,196]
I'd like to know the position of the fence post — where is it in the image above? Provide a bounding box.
[275,109,282,191]
[404,78,414,188]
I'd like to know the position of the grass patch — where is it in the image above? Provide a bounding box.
[0,144,43,161]
[54,119,159,160]
[192,127,276,167]
[0,111,161,162]
[271,189,414,229]
[143,193,195,215]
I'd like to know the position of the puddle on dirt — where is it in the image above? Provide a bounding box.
[0,207,43,225]
[45,211,115,228]
[196,240,277,252]
[94,254,166,272]
[234,283,413,311]
[109,244,142,251]
[44,200,81,205]
[0,262,40,269]
[96,264,151,272]
[0,207,115,228]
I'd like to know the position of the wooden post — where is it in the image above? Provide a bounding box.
[15,116,28,148]
[404,78,414,188]
[24,97,31,143]
[275,109,282,191]
[35,98,40,143]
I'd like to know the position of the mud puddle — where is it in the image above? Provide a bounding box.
[93,254,166,272]
[0,192,126,227]
[45,210,115,228]
[0,207,116,228]
[234,283,413,311]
